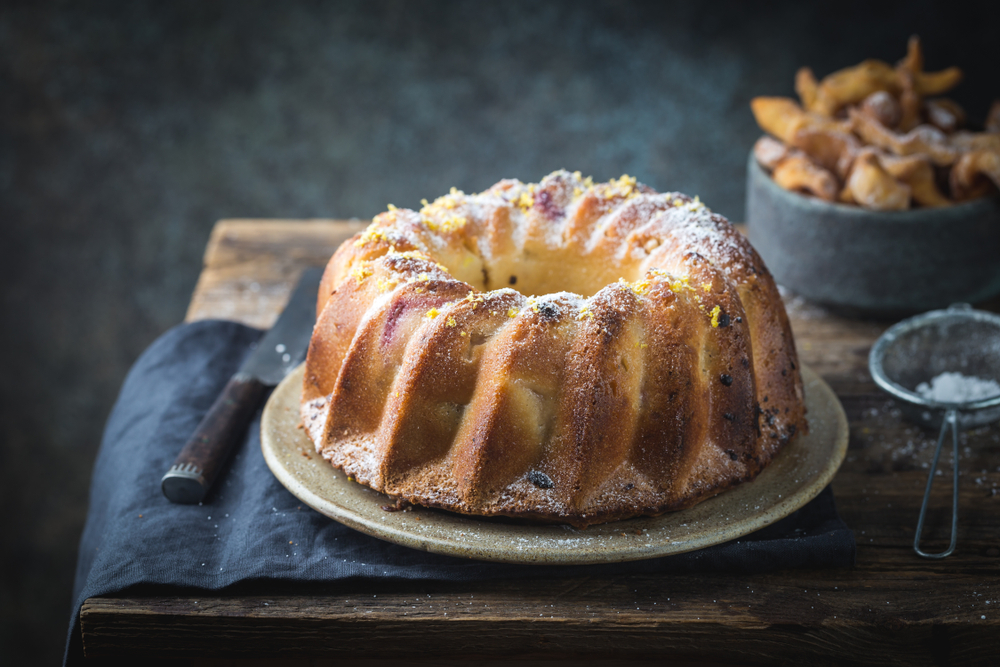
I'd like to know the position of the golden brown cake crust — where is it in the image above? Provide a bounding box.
[302,171,806,527]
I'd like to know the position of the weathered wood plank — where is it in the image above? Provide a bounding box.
[81,569,1000,665]
[185,219,366,328]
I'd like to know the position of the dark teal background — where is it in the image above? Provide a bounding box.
[2,1,997,662]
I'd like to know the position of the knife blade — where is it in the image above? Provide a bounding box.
[161,266,323,504]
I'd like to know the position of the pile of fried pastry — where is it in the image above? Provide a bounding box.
[751,37,999,210]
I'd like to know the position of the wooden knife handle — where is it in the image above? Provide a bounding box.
[161,373,266,504]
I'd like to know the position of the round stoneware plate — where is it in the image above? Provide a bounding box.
[262,364,848,565]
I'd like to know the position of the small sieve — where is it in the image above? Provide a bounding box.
[869,303,1000,558]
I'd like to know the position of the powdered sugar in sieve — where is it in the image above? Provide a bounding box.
[869,303,1000,559]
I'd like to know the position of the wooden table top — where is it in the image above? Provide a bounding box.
[81,220,1000,665]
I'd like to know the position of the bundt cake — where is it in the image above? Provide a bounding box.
[301,170,806,527]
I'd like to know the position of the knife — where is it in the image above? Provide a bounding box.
[161,267,323,504]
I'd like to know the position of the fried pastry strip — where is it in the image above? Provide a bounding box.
[950,150,1000,201]
[789,127,861,180]
[950,131,1000,153]
[838,184,856,205]
[772,154,839,202]
[845,152,912,210]
[849,108,958,165]
[795,67,820,110]
[987,101,1000,134]
[897,36,963,97]
[809,59,901,116]
[860,91,902,129]
[877,152,951,207]
[915,68,964,96]
[753,136,792,171]
[896,70,922,132]
[750,97,846,144]
[924,98,965,133]
[897,35,924,77]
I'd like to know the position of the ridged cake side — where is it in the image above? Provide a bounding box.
[302,170,806,527]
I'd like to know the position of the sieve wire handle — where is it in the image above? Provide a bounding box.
[914,409,959,559]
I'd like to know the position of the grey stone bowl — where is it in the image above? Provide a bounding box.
[746,151,1000,315]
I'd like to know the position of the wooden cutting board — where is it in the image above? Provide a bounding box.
[74,217,999,665]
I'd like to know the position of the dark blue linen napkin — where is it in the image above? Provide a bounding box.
[66,320,855,664]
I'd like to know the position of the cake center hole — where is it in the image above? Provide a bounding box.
[438,245,641,298]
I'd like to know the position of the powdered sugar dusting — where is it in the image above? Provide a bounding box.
[302,395,330,448]
[915,372,1000,404]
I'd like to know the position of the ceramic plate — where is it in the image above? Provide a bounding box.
[261,364,848,565]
